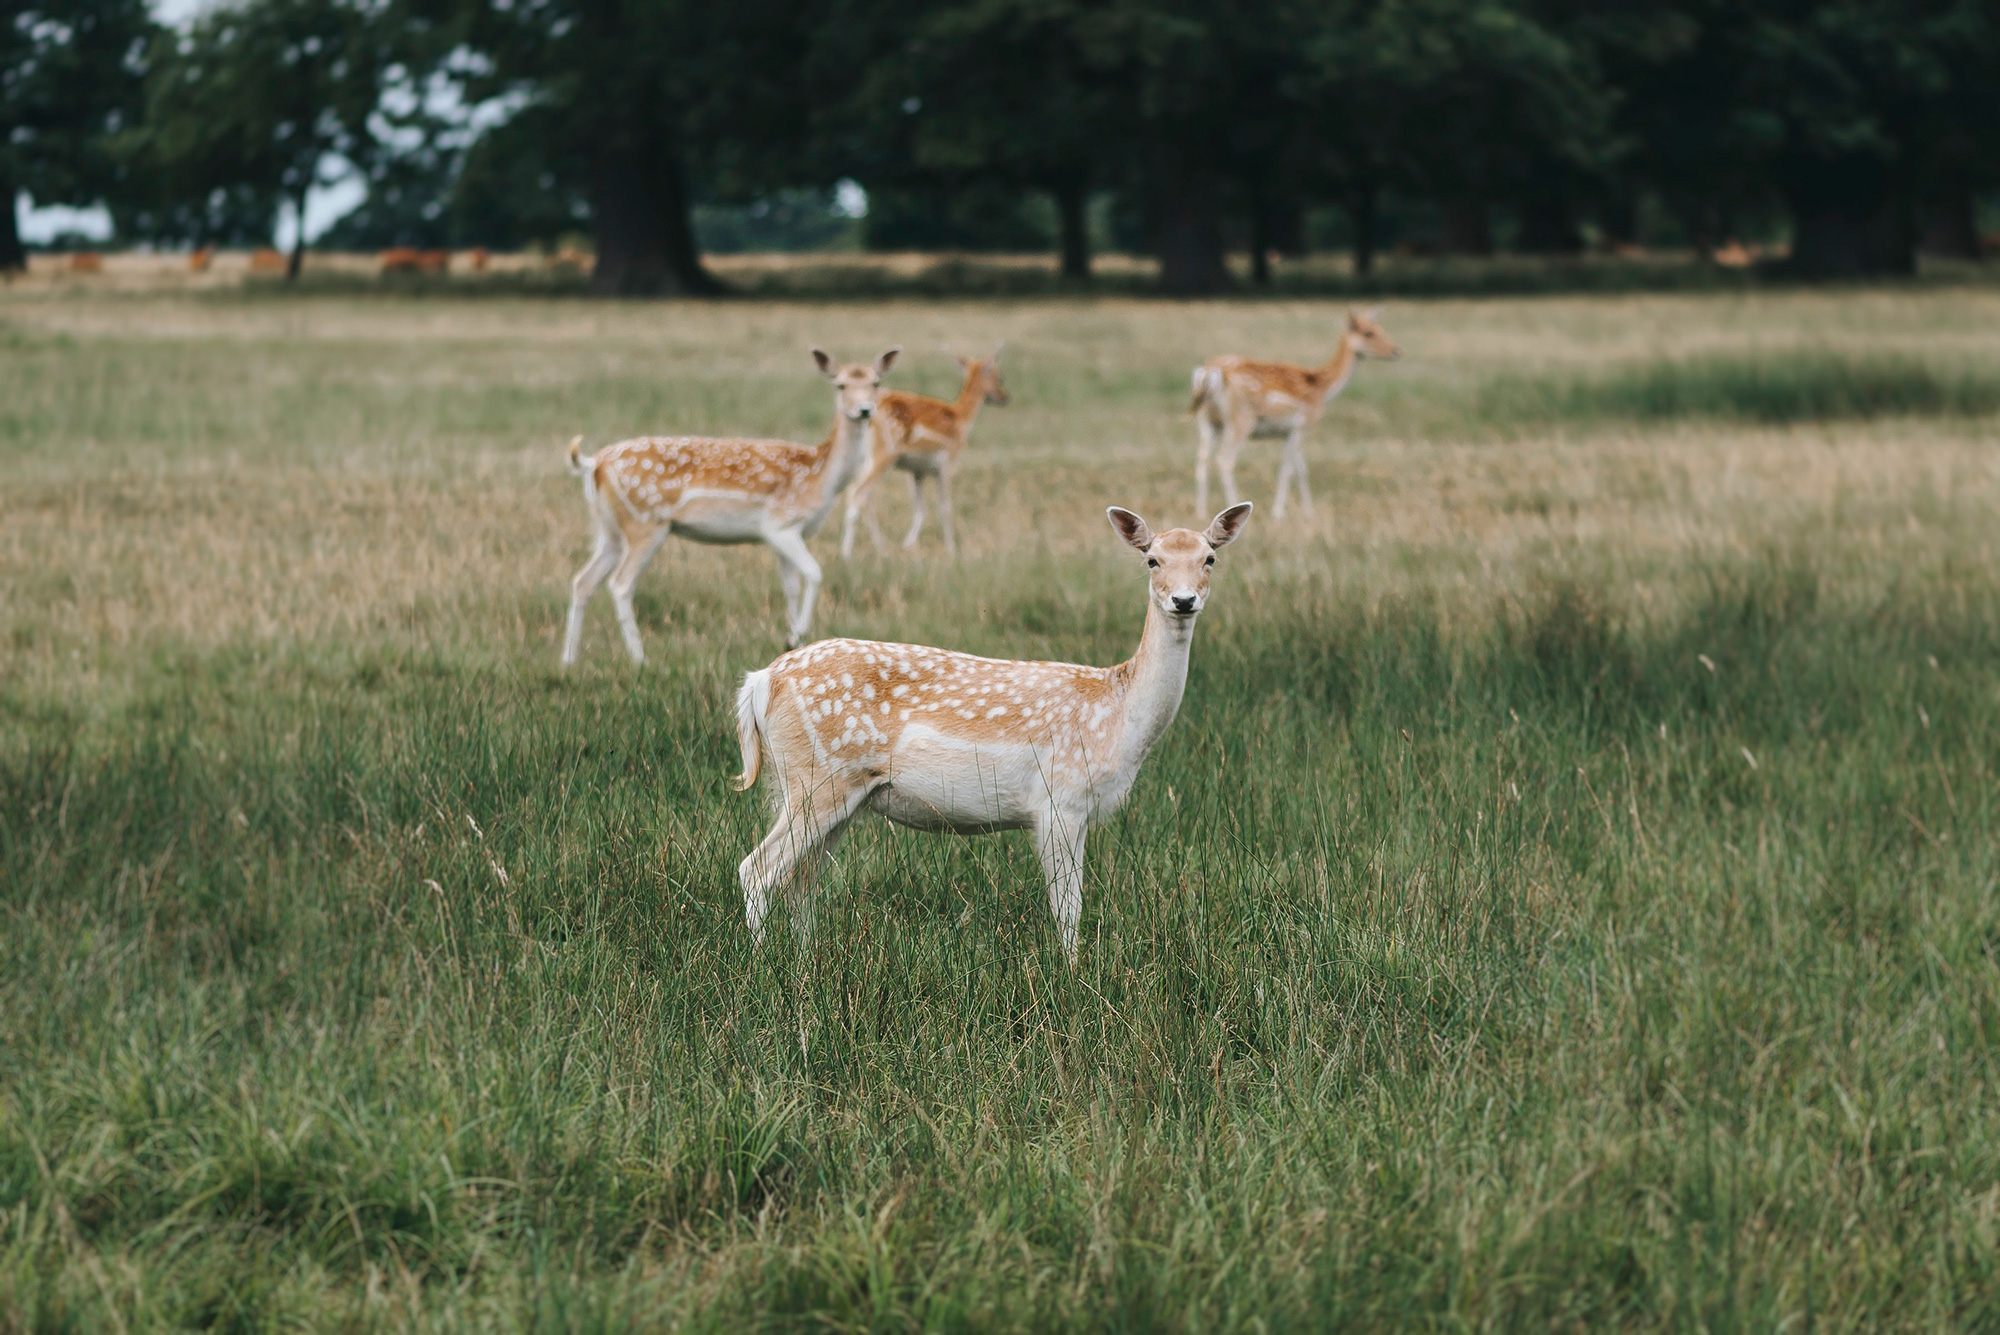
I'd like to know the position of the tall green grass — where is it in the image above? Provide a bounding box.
[5,286,2000,1329]
[5,559,1998,1329]
[1483,350,2000,426]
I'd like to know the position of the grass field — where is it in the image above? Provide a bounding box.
[4,279,2000,1331]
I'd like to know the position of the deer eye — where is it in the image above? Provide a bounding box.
[1146,558,1159,569]
[1204,556,1215,566]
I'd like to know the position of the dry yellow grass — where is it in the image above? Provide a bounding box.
[5,286,1996,709]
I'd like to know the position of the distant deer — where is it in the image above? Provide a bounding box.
[562,347,899,664]
[840,347,1009,558]
[732,500,1254,964]
[1189,308,1399,519]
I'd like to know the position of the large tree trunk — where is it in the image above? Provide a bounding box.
[1154,150,1228,295]
[1440,198,1493,256]
[1348,184,1377,276]
[0,174,25,272]
[1599,193,1639,249]
[589,134,720,297]
[1247,190,1304,285]
[1517,181,1583,254]
[1053,176,1091,281]
[1780,154,1914,278]
[286,183,308,281]
[1919,181,1980,260]
[1249,197,1273,286]
[1268,196,1306,258]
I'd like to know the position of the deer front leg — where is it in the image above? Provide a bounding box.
[561,526,621,667]
[900,472,928,550]
[1034,809,1089,967]
[840,449,897,558]
[606,526,670,665]
[765,526,823,648]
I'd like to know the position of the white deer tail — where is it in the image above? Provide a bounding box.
[732,668,772,791]
[1187,365,1219,415]
[566,435,593,477]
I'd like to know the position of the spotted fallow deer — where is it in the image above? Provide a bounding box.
[840,347,1009,558]
[731,500,1254,964]
[561,347,899,664]
[1189,308,1400,519]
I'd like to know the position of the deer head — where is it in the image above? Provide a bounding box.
[814,346,901,421]
[1107,502,1253,618]
[1346,308,1400,360]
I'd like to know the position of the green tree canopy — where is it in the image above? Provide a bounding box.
[1,0,155,268]
[120,0,403,276]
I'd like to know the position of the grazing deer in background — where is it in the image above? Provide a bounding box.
[840,347,1009,558]
[1189,308,1399,519]
[732,501,1254,964]
[562,346,899,665]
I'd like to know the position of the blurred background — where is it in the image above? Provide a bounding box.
[5,0,1998,292]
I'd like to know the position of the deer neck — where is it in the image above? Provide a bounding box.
[950,367,987,429]
[1313,335,1359,401]
[1113,598,1197,767]
[817,411,874,499]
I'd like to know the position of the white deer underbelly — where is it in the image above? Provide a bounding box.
[893,450,947,479]
[867,730,1059,833]
[1251,413,1306,438]
[666,493,774,543]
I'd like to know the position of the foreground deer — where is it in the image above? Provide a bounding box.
[732,501,1254,963]
[1189,308,1399,519]
[562,347,899,664]
[840,347,1009,558]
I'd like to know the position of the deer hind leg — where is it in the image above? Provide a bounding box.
[777,556,803,634]
[1215,412,1255,510]
[1285,425,1315,518]
[1034,809,1090,967]
[900,472,928,550]
[1195,410,1220,518]
[562,520,622,667]
[606,525,670,665]
[740,777,868,948]
[1270,425,1301,520]
[765,526,824,649]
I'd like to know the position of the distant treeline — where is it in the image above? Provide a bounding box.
[4,0,1996,291]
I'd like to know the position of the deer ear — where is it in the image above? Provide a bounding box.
[1204,502,1253,549]
[1346,309,1363,329]
[875,346,901,376]
[812,348,835,378]
[1106,506,1153,551]
[1364,304,1384,321]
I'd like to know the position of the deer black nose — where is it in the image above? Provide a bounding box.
[1172,595,1197,614]
[855,406,872,418]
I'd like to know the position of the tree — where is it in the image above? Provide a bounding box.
[423,0,812,296]
[1602,0,1998,276]
[1,0,155,269]
[125,0,397,277]
[860,0,1127,280]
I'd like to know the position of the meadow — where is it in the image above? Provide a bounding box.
[4,275,2000,1331]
